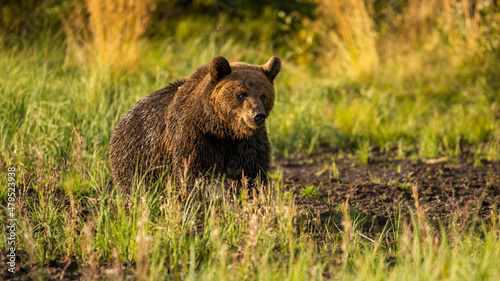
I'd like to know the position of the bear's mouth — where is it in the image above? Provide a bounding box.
[242,116,264,132]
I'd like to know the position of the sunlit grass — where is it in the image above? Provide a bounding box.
[1,2,500,278]
[3,165,499,280]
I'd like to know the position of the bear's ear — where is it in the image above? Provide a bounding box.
[261,56,281,82]
[209,56,232,82]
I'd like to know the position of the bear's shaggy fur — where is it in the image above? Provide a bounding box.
[109,56,281,188]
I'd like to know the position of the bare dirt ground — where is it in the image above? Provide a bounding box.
[3,148,500,280]
[276,148,500,226]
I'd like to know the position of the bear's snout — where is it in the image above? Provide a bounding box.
[253,112,267,125]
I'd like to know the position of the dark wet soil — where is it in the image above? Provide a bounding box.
[276,148,500,226]
[3,148,499,280]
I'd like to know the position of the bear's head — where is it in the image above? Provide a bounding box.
[206,56,281,139]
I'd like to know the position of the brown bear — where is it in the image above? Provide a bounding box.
[109,56,281,189]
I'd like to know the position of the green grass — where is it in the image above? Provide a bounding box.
[3,176,500,280]
[1,24,500,279]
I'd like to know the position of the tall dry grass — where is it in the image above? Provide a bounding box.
[317,0,379,78]
[316,0,486,79]
[402,0,481,45]
[62,0,153,71]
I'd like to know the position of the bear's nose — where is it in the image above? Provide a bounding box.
[253,112,267,125]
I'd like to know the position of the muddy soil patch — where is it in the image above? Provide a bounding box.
[276,148,500,225]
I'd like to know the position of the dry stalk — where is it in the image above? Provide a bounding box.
[62,0,154,72]
[317,0,379,78]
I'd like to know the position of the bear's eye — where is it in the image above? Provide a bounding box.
[260,94,266,100]
[238,93,247,101]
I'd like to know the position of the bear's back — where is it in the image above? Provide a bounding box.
[109,80,185,188]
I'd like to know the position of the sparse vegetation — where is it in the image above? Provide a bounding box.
[1,0,500,279]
